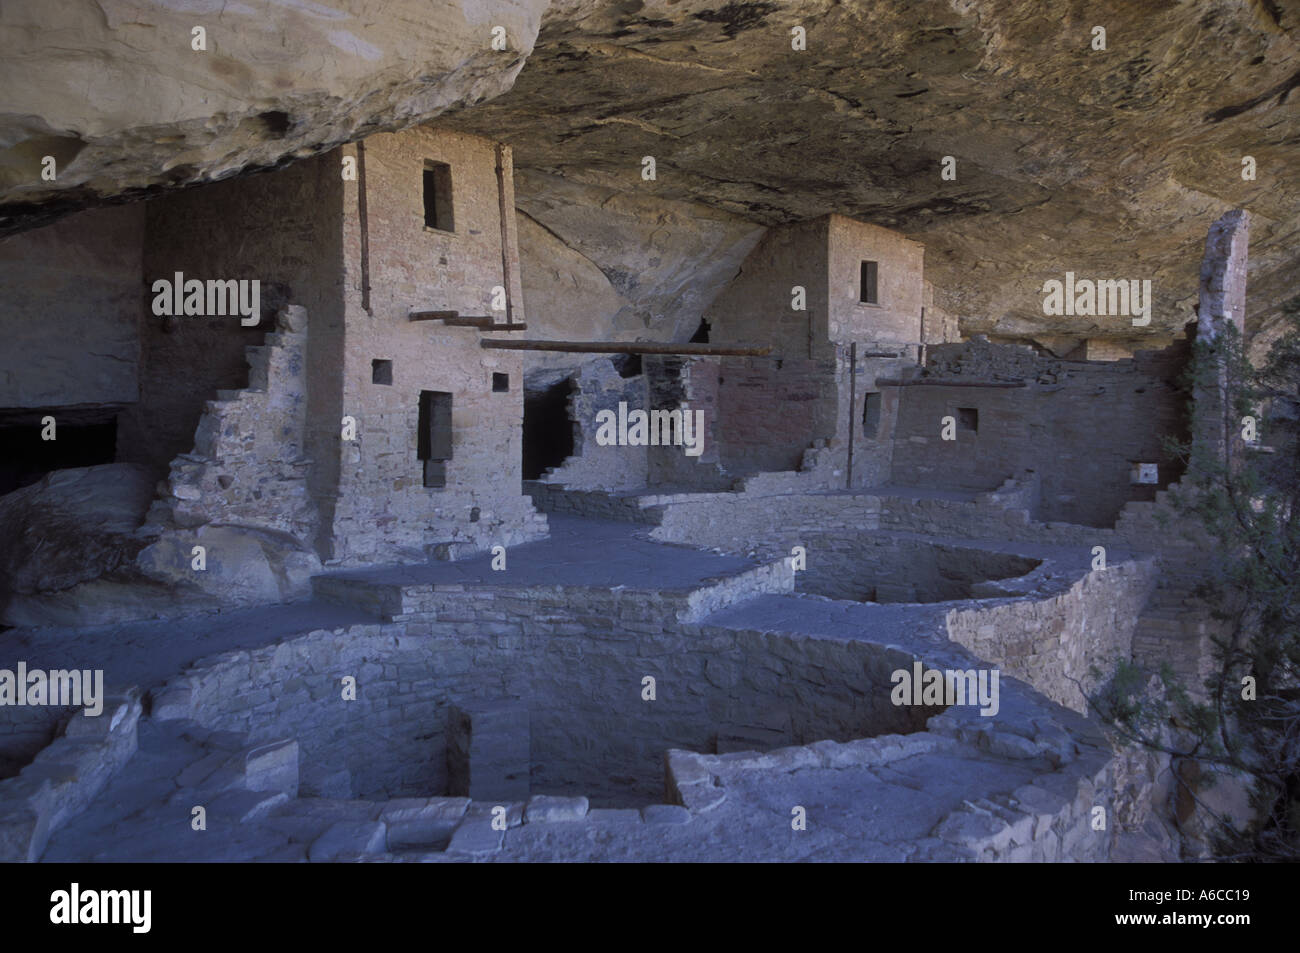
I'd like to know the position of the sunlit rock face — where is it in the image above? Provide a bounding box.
[2,0,1297,348]
[0,0,548,231]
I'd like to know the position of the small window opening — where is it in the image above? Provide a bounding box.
[492,372,509,393]
[859,260,879,304]
[418,390,453,488]
[423,161,454,232]
[689,318,711,343]
[613,354,642,379]
[957,407,978,432]
[862,392,882,438]
[372,359,393,385]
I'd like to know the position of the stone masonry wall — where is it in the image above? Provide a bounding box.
[826,214,925,350]
[888,338,1191,525]
[331,126,545,565]
[143,305,315,544]
[945,555,1157,714]
[159,586,925,808]
[120,153,343,479]
[798,535,1041,603]
[541,357,648,490]
[705,217,830,359]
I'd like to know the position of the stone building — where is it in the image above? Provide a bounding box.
[1,125,549,622]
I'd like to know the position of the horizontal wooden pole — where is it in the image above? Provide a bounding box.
[481,340,772,356]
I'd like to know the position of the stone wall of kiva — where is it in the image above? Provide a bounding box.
[796,536,1042,604]
[945,554,1158,714]
[150,578,945,809]
[666,704,1116,862]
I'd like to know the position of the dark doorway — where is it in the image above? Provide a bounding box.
[523,379,575,480]
[417,390,453,489]
[0,410,118,496]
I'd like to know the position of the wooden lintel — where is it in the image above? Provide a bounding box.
[409,311,526,331]
[480,340,772,357]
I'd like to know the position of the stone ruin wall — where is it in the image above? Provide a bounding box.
[155,590,928,807]
[889,337,1192,526]
[117,152,344,480]
[538,358,649,490]
[330,127,545,566]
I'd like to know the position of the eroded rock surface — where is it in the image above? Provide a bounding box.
[1,1,1297,348]
[0,0,548,230]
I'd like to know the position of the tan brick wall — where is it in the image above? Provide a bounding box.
[827,213,925,349]
[331,126,544,564]
[888,341,1190,525]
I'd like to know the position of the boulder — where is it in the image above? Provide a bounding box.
[0,463,153,594]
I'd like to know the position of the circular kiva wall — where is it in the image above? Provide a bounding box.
[796,537,1041,604]
[167,620,937,808]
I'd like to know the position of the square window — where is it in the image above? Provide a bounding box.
[860,260,879,304]
[372,359,393,385]
[423,161,454,232]
[957,407,978,432]
[492,372,509,393]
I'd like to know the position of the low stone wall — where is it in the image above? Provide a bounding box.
[945,555,1158,714]
[0,690,141,861]
[651,492,884,554]
[666,713,1116,862]
[313,558,792,624]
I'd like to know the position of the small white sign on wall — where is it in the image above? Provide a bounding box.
[1130,462,1159,485]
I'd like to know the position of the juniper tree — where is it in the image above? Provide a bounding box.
[1090,299,1300,862]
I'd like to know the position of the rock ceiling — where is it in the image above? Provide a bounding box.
[1,0,1296,350]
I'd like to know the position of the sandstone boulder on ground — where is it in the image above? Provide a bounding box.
[0,463,154,595]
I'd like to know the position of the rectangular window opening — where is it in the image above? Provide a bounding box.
[862,392,882,438]
[423,161,454,232]
[418,390,453,488]
[372,359,393,385]
[957,407,978,433]
[492,372,509,393]
[859,260,879,304]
